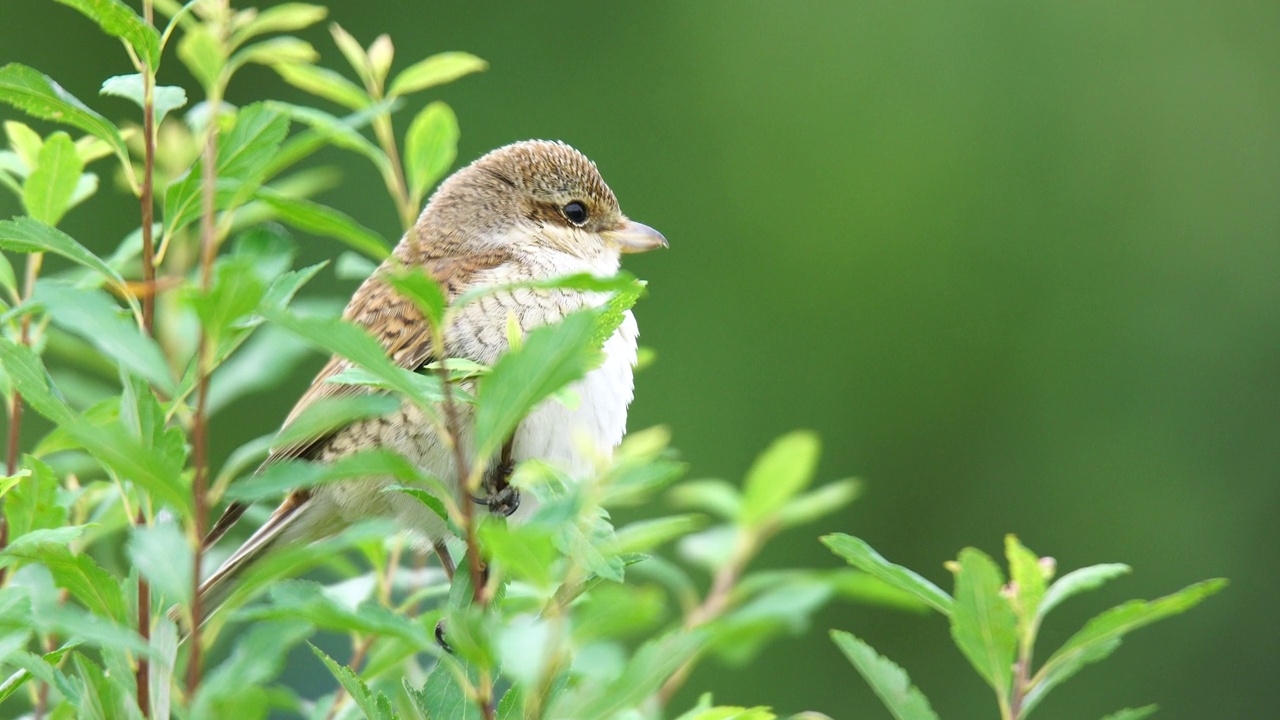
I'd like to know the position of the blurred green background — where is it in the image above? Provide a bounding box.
[4,1,1278,717]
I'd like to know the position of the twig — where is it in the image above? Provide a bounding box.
[186,82,222,699]
[134,4,157,711]
[656,533,759,705]
[431,339,494,720]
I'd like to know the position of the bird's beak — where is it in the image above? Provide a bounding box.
[606,220,668,254]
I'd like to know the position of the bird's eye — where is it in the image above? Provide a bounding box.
[562,201,589,226]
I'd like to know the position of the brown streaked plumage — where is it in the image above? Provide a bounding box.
[196,140,666,619]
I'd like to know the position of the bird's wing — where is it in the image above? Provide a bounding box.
[203,249,513,549]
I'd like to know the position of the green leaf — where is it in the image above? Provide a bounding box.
[474,310,599,460]
[222,448,425,502]
[75,653,142,720]
[220,103,291,179]
[147,617,178,720]
[245,581,433,646]
[265,100,390,174]
[0,217,128,295]
[192,621,311,720]
[3,458,67,538]
[0,337,74,425]
[270,394,400,450]
[1038,563,1132,621]
[610,514,705,555]
[479,520,558,590]
[177,25,224,91]
[189,257,267,345]
[229,37,319,72]
[256,190,390,258]
[128,521,192,608]
[949,548,1017,697]
[275,62,368,110]
[556,629,707,720]
[1026,579,1226,715]
[669,479,742,519]
[740,430,820,525]
[309,643,397,720]
[23,132,83,225]
[52,0,161,67]
[231,3,328,46]
[775,478,860,528]
[408,659,482,720]
[1005,534,1047,642]
[260,306,439,413]
[831,631,939,720]
[329,23,372,86]
[0,251,17,300]
[384,482,450,524]
[821,534,954,615]
[5,120,43,169]
[99,74,188,125]
[386,265,447,328]
[34,281,174,392]
[2,542,128,622]
[1099,706,1158,720]
[0,64,130,171]
[405,101,458,205]
[389,52,487,97]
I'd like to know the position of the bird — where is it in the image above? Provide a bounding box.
[194,140,666,619]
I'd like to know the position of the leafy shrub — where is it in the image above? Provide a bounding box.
[0,2,1221,719]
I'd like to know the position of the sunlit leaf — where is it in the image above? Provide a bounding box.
[473,310,599,460]
[389,52,487,97]
[177,24,223,91]
[556,629,707,719]
[52,0,160,67]
[23,132,82,225]
[275,62,368,110]
[128,521,192,608]
[821,534,954,615]
[948,548,1016,696]
[1099,706,1158,720]
[3,458,66,538]
[405,101,458,205]
[256,190,390,258]
[1038,563,1132,621]
[831,630,939,720]
[1025,579,1226,715]
[229,37,318,72]
[231,3,328,46]
[741,430,820,525]
[34,281,174,392]
[0,64,130,171]
[0,217,128,294]
[1006,534,1047,643]
[100,74,188,125]
[309,643,397,720]
[775,479,860,528]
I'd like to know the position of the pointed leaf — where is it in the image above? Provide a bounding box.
[821,534,954,615]
[556,629,707,719]
[389,52,487,97]
[409,660,482,720]
[52,0,160,67]
[257,190,390,258]
[1006,534,1046,640]
[1099,706,1158,720]
[775,479,860,528]
[0,217,128,295]
[1038,563,1132,621]
[0,337,75,425]
[740,430,820,525]
[1027,579,1226,714]
[831,630,939,720]
[128,521,192,608]
[34,281,174,392]
[309,643,397,720]
[275,62,368,110]
[232,3,328,45]
[23,132,82,225]
[0,64,130,170]
[405,101,458,204]
[3,458,67,538]
[100,74,187,125]
[473,310,599,460]
[949,547,1017,694]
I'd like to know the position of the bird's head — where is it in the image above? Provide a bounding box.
[411,140,666,260]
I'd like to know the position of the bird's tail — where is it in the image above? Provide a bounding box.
[186,491,314,627]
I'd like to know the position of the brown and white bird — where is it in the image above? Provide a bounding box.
[197,140,666,615]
